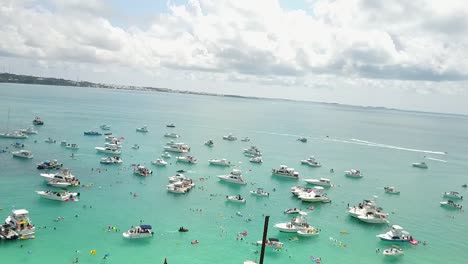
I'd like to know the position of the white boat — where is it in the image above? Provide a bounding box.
[12,150,33,159]
[384,186,400,194]
[168,174,188,182]
[250,188,269,196]
[176,155,197,164]
[166,182,190,193]
[136,125,149,132]
[36,190,80,202]
[164,132,180,138]
[256,238,283,248]
[123,225,153,239]
[204,139,214,146]
[223,134,237,141]
[304,178,331,187]
[440,200,463,209]
[164,142,190,153]
[0,131,28,139]
[301,156,321,167]
[226,195,246,203]
[412,161,428,169]
[209,158,232,166]
[244,261,257,264]
[443,191,463,200]
[40,168,81,186]
[284,208,301,214]
[377,225,411,242]
[272,165,299,179]
[298,186,330,203]
[161,152,172,158]
[32,116,44,125]
[348,199,389,223]
[243,146,261,156]
[345,169,362,178]
[274,216,310,233]
[20,126,38,134]
[152,159,168,166]
[297,227,320,237]
[65,143,79,149]
[100,156,123,164]
[105,135,116,141]
[249,156,263,163]
[95,146,122,155]
[218,170,247,185]
[0,225,19,240]
[44,137,56,143]
[47,180,72,188]
[100,124,111,130]
[4,209,35,236]
[134,166,152,177]
[357,212,389,224]
[382,246,404,256]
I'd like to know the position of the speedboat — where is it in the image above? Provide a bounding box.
[382,246,404,256]
[443,191,463,200]
[36,190,80,202]
[32,117,44,125]
[161,152,172,158]
[304,178,331,187]
[83,131,102,136]
[412,162,428,169]
[167,182,190,193]
[377,225,411,242]
[136,125,149,132]
[134,166,152,177]
[123,225,154,239]
[218,170,247,185]
[152,159,168,166]
[44,137,56,143]
[0,131,28,139]
[168,174,188,182]
[164,132,180,138]
[348,199,388,219]
[298,186,330,203]
[100,156,123,164]
[440,200,463,209]
[0,225,19,240]
[274,216,310,233]
[4,209,35,236]
[256,238,283,248]
[241,137,250,142]
[47,180,72,188]
[37,159,63,170]
[164,142,190,153]
[345,169,362,178]
[384,186,400,194]
[100,124,111,130]
[132,144,140,150]
[11,142,24,148]
[226,195,246,203]
[204,139,214,147]
[176,155,197,164]
[95,146,122,155]
[301,156,321,167]
[209,158,232,166]
[166,124,176,128]
[297,137,307,143]
[65,143,79,149]
[284,208,301,214]
[40,168,81,186]
[291,186,314,196]
[250,188,269,196]
[297,227,320,237]
[272,165,299,179]
[12,150,33,159]
[20,126,38,134]
[223,134,237,141]
[357,212,389,224]
[243,146,262,156]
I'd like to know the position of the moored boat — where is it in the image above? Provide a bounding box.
[297,227,320,237]
[152,158,168,166]
[272,165,299,179]
[274,215,310,233]
[384,186,400,194]
[304,178,331,187]
[0,131,28,139]
[226,195,246,203]
[176,155,197,164]
[100,124,111,130]
[377,225,411,242]
[32,117,44,125]
[164,142,190,153]
[83,131,102,136]
[36,190,80,202]
[250,156,263,163]
[40,168,80,186]
[136,125,149,132]
[383,246,404,256]
[443,191,463,200]
[301,156,321,167]
[4,209,35,236]
[37,159,63,170]
[256,238,283,248]
[134,166,152,177]
[223,134,237,141]
[12,150,33,159]
[100,156,123,164]
[164,132,180,138]
[209,158,232,166]
[345,169,362,178]
[440,200,463,209]
[123,225,154,239]
[218,170,247,185]
[204,139,214,146]
[250,188,269,196]
[412,162,428,169]
[20,126,38,134]
[95,146,122,155]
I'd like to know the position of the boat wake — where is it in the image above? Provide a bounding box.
[425,157,448,162]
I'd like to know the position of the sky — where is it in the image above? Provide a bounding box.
[1,0,468,114]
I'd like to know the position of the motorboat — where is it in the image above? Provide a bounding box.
[83,131,102,136]
[164,132,180,138]
[176,155,197,164]
[384,186,400,194]
[37,159,63,170]
[284,208,301,214]
[136,125,149,132]
[32,117,44,125]
[226,195,246,203]
[297,227,320,237]
[106,141,122,148]
[274,216,310,233]
[65,143,79,149]
[4,209,35,236]
[241,137,250,142]
[0,225,19,240]
[443,191,463,200]
[256,238,283,248]
[12,150,33,159]
[47,180,72,188]
[298,186,330,203]
[105,135,116,141]
[301,156,321,167]
[100,124,111,130]
[218,170,247,185]
[223,134,237,141]
[60,140,67,146]
[100,156,123,164]
[297,137,307,143]
[357,212,389,224]
[41,168,80,186]
[20,126,38,134]
[95,146,122,155]
[164,142,190,153]
[243,146,262,156]
[152,159,168,166]
[0,131,28,139]
[377,225,411,242]
[168,174,188,182]
[348,199,388,220]
[134,166,152,177]
[291,186,315,196]
[250,156,263,163]
[36,190,80,202]
[166,140,175,145]
[412,162,428,169]
[345,169,362,178]
[166,182,190,194]
[44,137,56,143]
[204,139,214,147]
[440,200,463,209]
[132,144,140,149]
[123,225,154,239]
[250,188,269,196]
[272,165,299,179]
[166,124,176,128]
[11,142,24,148]
[161,152,172,158]
[209,158,232,166]
[304,178,331,187]
[382,246,404,256]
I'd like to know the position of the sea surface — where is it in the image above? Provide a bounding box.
[0,83,467,264]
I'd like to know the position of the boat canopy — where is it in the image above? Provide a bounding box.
[140,225,152,230]
[12,209,29,216]
[268,238,279,242]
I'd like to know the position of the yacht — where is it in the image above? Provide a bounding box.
[443,191,463,200]
[226,195,246,203]
[100,156,123,164]
[47,180,73,188]
[12,150,33,159]
[243,146,262,156]
[168,174,188,182]
[301,156,321,167]
[298,186,330,203]
[65,143,79,149]
[209,158,232,166]
[297,137,307,143]
[0,225,19,240]
[304,178,331,187]
[176,155,197,164]
[20,126,38,134]
[274,216,310,233]
[166,124,176,128]
[218,170,247,185]
[297,227,320,237]
[384,186,400,194]
[136,125,149,132]
[106,141,122,148]
[105,135,116,141]
[100,124,111,130]
[161,152,172,159]
[250,188,269,196]
[241,137,250,142]
[377,225,411,242]
[382,246,404,257]
[95,146,122,155]
[164,142,190,153]
[134,166,152,177]
[249,156,263,163]
[357,211,389,224]
[256,238,283,248]
[152,158,168,166]
[167,181,193,193]
[291,186,313,196]
[0,131,28,139]
[37,159,63,170]
[40,168,81,186]
[83,131,102,136]
[204,139,214,147]
[123,225,154,239]
[348,199,387,218]
[272,165,300,179]
[412,162,428,169]
[164,132,180,138]
[440,200,463,209]
[345,169,363,178]
[223,134,237,141]
[44,137,56,143]
[4,209,35,236]
[36,190,80,201]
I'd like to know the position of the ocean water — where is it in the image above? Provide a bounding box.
[0,83,467,264]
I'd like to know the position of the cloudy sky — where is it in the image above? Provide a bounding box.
[1,0,468,114]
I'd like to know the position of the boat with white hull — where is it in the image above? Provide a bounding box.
[250,157,263,163]
[136,126,149,132]
[134,166,152,177]
[100,156,123,164]
[218,170,247,185]
[0,132,28,139]
[345,169,362,178]
[384,186,400,194]
[256,238,283,248]
[443,191,463,200]
[298,186,330,203]
[36,190,80,201]
[297,227,320,237]
[226,195,246,203]
[304,178,331,187]
[272,165,299,179]
[274,216,310,233]
[123,225,153,239]
[20,126,38,134]
[95,146,122,155]
[383,246,404,256]
[223,134,237,141]
[209,159,232,166]
[152,159,168,166]
[164,132,179,138]
[301,156,321,167]
[177,155,197,164]
[12,150,33,159]
[440,200,463,209]
[377,225,412,242]
[164,143,190,153]
[4,209,35,236]
[40,168,80,186]
[250,188,269,196]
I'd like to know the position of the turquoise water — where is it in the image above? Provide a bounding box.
[0,83,467,264]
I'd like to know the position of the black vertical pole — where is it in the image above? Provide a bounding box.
[259,215,270,264]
